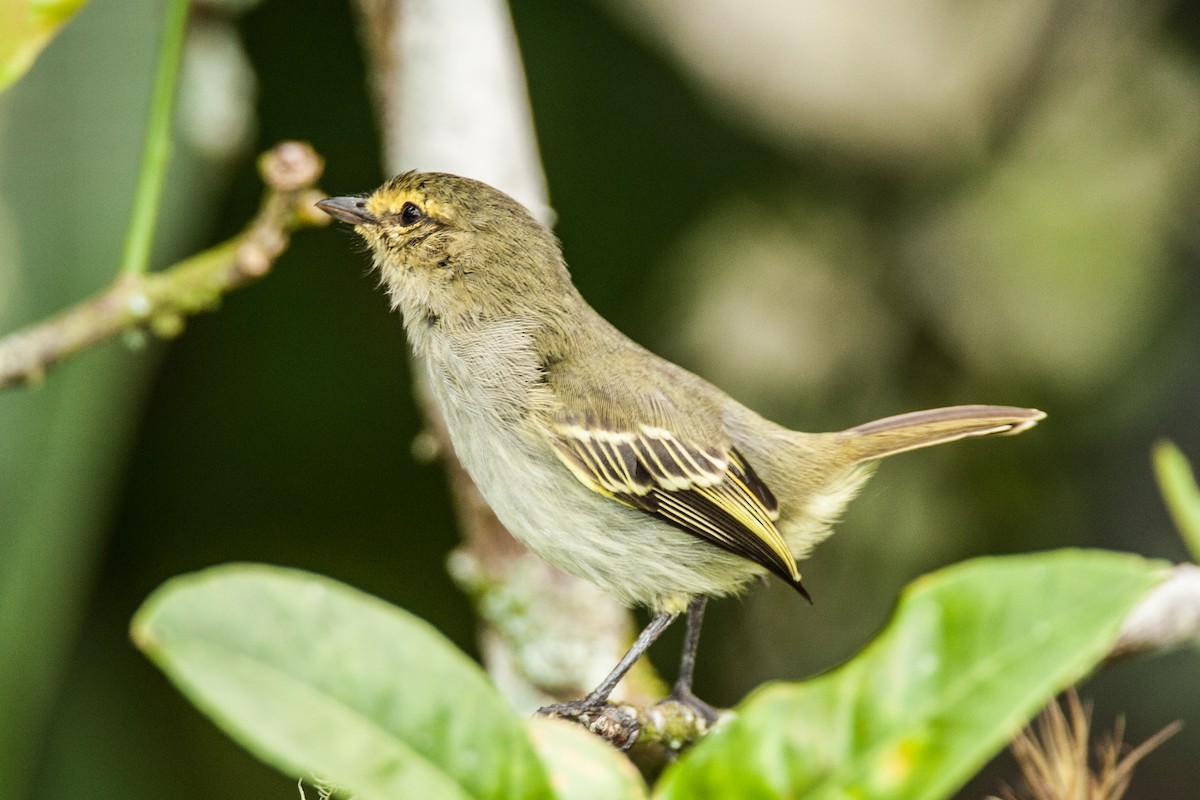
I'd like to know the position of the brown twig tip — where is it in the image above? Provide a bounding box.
[259,141,325,192]
[234,241,273,278]
[297,190,334,228]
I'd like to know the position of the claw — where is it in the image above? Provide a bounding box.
[537,700,641,750]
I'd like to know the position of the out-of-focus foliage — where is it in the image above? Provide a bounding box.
[1154,441,1200,561]
[2,0,1198,798]
[904,37,1200,394]
[598,0,1054,165]
[635,1,1200,400]
[0,0,87,91]
[0,0,237,792]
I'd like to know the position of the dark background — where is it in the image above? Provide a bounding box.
[1,0,1198,797]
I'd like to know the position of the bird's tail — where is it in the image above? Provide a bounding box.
[837,405,1045,463]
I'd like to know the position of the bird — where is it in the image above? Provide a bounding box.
[316,172,1044,737]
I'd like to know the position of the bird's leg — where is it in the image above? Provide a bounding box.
[664,595,719,724]
[541,610,676,710]
[537,610,677,743]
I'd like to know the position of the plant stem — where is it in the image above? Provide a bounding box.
[119,0,190,276]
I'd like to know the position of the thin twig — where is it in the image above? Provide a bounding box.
[0,141,328,390]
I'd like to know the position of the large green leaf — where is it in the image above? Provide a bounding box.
[132,564,554,800]
[0,0,88,91]
[656,549,1165,800]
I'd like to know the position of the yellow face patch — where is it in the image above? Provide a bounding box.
[365,188,454,226]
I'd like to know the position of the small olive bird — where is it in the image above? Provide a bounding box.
[317,173,1043,732]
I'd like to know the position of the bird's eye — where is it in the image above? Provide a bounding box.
[399,202,424,226]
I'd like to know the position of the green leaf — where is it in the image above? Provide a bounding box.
[656,549,1165,800]
[1153,440,1200,562]
[527,718,649,800]
[0,0,88,92]
[132,564,553,800]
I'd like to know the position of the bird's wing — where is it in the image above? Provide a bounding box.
[549,415,803,589]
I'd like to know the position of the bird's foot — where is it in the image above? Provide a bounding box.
[536,698,641,750]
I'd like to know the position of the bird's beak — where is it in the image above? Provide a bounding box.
[316,195,378,225]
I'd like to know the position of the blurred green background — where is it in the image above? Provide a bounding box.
[1,0,1198,797]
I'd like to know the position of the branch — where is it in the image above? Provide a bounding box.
[0,141,328,390]
[1108,563,1200,660]
[540,698,718,754]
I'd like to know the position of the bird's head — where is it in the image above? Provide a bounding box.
[317,171,572,328]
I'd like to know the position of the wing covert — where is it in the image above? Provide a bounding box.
[550,420,802,589]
